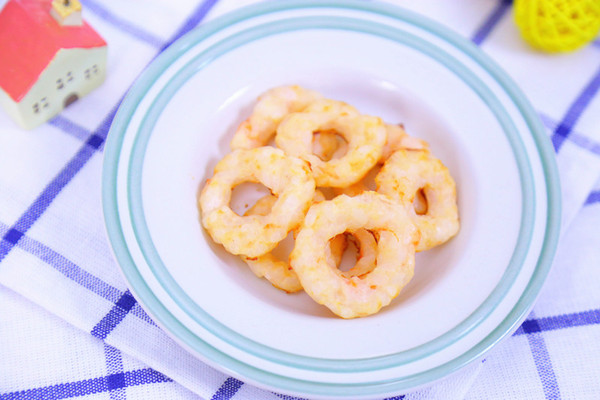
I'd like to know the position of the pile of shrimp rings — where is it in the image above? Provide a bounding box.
[199,85,459,319]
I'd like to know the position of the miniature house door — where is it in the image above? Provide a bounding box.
[64,93,78,108]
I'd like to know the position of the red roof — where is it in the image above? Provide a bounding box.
[0,0,106,102]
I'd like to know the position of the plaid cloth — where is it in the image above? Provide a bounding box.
[1,0,599,399]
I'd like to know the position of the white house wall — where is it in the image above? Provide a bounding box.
[10,46,107,129]
[0,86,22,127]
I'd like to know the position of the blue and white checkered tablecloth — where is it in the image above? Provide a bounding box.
[1,1,599,399]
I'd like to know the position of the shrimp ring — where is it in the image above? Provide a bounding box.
[241,194,302,293]
[290,192,418,319]
[240,191,344,293]
[199,147,315,257]
[327,124,429,197]
[376,149,459,252]
[241,193,376,292]
[230,85,323,150]
[275,111,386,187]
[308,99,358,162]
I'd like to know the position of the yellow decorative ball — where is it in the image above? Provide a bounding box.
[514,0,600,52]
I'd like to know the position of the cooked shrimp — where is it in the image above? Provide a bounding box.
[199,147,315,257]
[240,191,343,293]
[276,110,386,187]
[230,85,324,150]
[376,149,459,252]
[241,193,376,293]
[290,192,418,318]
[331,124,430,197]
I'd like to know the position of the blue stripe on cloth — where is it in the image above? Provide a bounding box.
[0,220,157,326]
[106,373,126,393]
[2,229,23,245]
[104,345,126,400]
[91,290,137,340]
[527,334,562,399]
[81,0,164,48]
[123,368,173,386]
[383,396,406,400]
[539,113,600,156]
[0,368,172,400]
[0,103,119,264]
[514,308,600,335]
[7,224,121,303]
[211,377,244,400]
[160,0,220,51]
[586,191,600,205]
[105,348,126,400]
[49,115,93,142]
[131,302,158,326]
[514,312,561,400]
[0,142,95,260]
[552,64,600,152]
[471,0,513,45]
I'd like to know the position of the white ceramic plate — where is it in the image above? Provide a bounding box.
[102,1,561,398]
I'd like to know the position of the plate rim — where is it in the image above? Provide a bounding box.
[102,0,562,397]
[127,16,536,369]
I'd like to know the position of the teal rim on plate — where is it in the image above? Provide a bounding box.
[102,0,561,397]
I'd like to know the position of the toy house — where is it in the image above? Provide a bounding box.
[0,0,107,129]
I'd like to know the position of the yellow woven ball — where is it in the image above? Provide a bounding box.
[514,0,600,52]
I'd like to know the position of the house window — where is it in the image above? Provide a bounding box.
[33,98,49,114]
[58,72,74,90]
[85,65,100,80]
